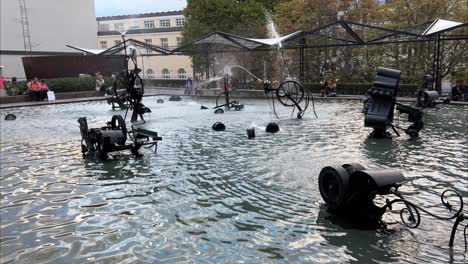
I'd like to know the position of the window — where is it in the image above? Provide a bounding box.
[114,23,124,31]
[129,22,139,30]
[160,19,170,28]
[145,39,152,53]
[114,40,122,54]
[178,68,186,79]
[160,38,168,49]
[99,24,109,31]
[146,69,154,79]
[162,69,170,79]
[176,18,186,27]
[100,41,107,49]
[144,20,155,29]
[177,37,182,47]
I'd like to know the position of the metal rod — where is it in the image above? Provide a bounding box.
[449,214,466,247]
[435,34,442,91]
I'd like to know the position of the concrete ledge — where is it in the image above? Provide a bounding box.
[0,91,98,104]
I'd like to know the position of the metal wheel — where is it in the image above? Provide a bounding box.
[318,166,351,210]
[276,80,304,106]
[216,91,228,108]
[112,73,129,108]
[111,115,127,144]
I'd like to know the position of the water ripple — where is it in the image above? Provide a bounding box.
[0,98,467,263]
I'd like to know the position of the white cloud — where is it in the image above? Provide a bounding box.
[95,0,186,17]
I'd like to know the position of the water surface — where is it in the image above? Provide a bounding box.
[1,97,467,263]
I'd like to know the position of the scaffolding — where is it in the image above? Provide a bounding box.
[18,0,32,53]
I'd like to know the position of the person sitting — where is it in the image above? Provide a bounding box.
[39,80,49,100]
[327,80,337,97]
[27,78,43,101]
[320,80,329,97]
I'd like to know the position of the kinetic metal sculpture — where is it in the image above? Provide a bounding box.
[214,75,244,111]
[362,67,424,138]
[78,115,162,160]
[319,163,467,249]
[262,79,314,119]
[108,35,151,123]
[415,75,450,108]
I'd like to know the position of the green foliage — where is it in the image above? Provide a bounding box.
[181,0,467,86]
[5,77,98,96]
[183,0,274,76]
[5,81,28,96]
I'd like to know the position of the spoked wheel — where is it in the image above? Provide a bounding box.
[216,91,228,108]
[112,74,129,108]
[276,80,304,106]
[111,115,127,144]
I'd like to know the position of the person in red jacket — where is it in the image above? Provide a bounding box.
[27,78,43,101]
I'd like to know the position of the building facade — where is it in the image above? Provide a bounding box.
[0,0,97,79]
[96,11,192,80]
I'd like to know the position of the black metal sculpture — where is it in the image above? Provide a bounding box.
[4,114,16,121]
[214,75,244,111]
[78,115,162,160]
[415,75,450,108]
[108,34,151,123]
[362,67,424,138]
[262,80,311,119]
[319,163,467,249]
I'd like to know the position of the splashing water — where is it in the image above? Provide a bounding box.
[195,76,223,88]
[225,65,262,81]
[266,12,282,48]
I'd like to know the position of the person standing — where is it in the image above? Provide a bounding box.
[185,77,193,94]
[96,73,106,96]
[0,67,5,97]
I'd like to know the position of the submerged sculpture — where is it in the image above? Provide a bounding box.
[4,114,16,121]
[319,163,467,249]
[362,67,424,138]
[78,115,162,160]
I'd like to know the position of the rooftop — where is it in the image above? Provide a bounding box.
[97,10,183,21]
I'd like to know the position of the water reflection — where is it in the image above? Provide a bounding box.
[0,98,467,263]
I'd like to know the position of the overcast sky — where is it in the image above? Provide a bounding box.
[95,0,187,17]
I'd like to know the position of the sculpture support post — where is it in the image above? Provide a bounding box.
[299,36,305,84]
[434,34,442,91]
[224,75,230,109]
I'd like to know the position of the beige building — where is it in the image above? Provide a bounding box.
[97,11,192,80]
[0,0,97,79]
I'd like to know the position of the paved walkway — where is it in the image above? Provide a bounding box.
[1,89,467,109]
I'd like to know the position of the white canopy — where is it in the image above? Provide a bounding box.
[248,31,304,46]
[422,19,466,36]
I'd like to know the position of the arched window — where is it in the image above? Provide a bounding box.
[146,69,154,79]
[177,68,186,79]
[162,68,170,79]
